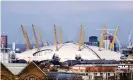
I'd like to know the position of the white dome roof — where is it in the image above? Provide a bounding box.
[16,42,121,61]
[52,43,99,62]
[89,46,121,60]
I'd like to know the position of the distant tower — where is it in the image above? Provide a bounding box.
[89,36,99,46]
[89,36,98,42]
[1,35,9,63]
[103,31,110,50]
[12,42,16,52]
[1,35,8,52]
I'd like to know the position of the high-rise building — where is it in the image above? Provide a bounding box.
[89,36,98,42]
[88,36,99,46]
[1,35,8,52]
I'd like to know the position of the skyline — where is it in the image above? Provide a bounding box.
[1,1,133,46]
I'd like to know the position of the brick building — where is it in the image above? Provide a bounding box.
[0,63,15,80]
[0,62,47,80]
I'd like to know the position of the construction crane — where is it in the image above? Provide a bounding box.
[60,26,63,44]
[78,25,83,51]
[54,24,59,51]
[110,25,119,50]
[32,24,39,48]
[128,30,133,48]
[99,25,107,50]
[38,26,44,47]
[21,25,31,50]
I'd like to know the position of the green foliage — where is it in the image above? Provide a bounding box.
[9,77,16,80]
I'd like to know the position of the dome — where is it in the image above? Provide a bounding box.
[16,42,121,62]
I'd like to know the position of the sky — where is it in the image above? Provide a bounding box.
[1,1,133,46]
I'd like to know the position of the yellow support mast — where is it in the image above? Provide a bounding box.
[54,24,59,51]
[78,25,82,51]
[110,25,119,50]
[60,26,63,44]
[21,25,31,50]
[32,24,39,48]
[38,26,44,47]
[99,25,107,50]
[82,26,85,45]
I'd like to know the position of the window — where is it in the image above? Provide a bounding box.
[89,76,92,79]
[29,77,35,80]
[94,73,97,76]
[108,73,110,76]
[1,75,9,80]
[100,73,103,76]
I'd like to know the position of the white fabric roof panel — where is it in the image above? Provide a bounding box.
[16,43,121,62]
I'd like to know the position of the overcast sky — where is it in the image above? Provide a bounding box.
[1,1,133,46]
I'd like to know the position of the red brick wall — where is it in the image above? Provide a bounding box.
[18,63,46,80]
[86,66,116,72]
[1,64,15,80]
